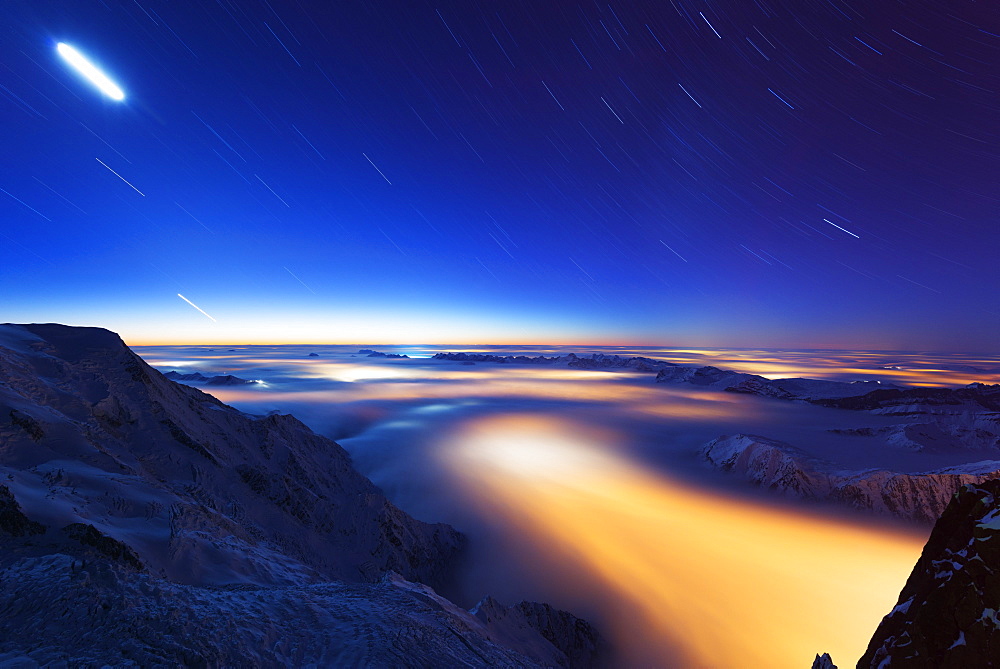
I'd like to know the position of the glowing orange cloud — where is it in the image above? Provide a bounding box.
[438,414,925,668]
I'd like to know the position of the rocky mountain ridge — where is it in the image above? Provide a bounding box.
[857,479,1000,667]
[0,323,602,666]
[0,323,458,587]
[433,351,677,372]
[702,434,1000,523]
[656,364,896,399]
[670,363,1000,521]
[162,370,261,385]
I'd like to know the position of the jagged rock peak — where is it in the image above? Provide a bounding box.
[433,351,675,371]
[811,652,838,669]
[860,479,1000,667]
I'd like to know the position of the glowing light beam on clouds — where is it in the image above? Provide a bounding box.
[56,43,125,101]
[441,414,924,667]
[177,294,217,322]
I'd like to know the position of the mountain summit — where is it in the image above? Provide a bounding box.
[0,323,603,666]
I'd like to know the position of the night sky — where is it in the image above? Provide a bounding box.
[2,1,997,350]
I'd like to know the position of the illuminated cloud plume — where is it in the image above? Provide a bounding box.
[56,42,125,101]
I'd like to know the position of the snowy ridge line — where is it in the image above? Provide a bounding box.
[702,434,1000,523]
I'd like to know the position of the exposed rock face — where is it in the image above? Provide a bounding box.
[0,323,460,588]
[702,435,1000,523]
[860,480,1000,667]
[472,596,609,667]
[0,556,555,667]
[62,522,145,571]
[0,484,44,537]
[702,434,833,499]
[811,652,838,669]
[837,464,1000,523]
[0,323,604,665]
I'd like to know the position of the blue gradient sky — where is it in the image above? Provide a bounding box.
[1,1,997,349]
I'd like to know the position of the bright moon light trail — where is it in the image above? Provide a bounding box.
[56,42,125,101]
[177,293,217,322]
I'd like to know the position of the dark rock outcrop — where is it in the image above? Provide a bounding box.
[0,485,45,537]
[162,370,260,385]
[63,523,144,570]
[472,595,609,667]
[812,652,838,669]
[860,480,1000,667]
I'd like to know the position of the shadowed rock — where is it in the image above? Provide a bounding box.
[860,479,1000,667]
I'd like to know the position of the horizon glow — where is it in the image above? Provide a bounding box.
[56,42,125,100]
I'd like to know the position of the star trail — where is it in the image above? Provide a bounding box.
[0,1,996,349]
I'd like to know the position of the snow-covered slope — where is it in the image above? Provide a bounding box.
[0,323,459,587]
[0,323,605,666]
[859,480,1000,667]
[0,554,594,667]
[702,434,1000,523]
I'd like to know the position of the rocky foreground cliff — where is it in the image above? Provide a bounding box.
[855,479,1000,667]
[0,324,604,666]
